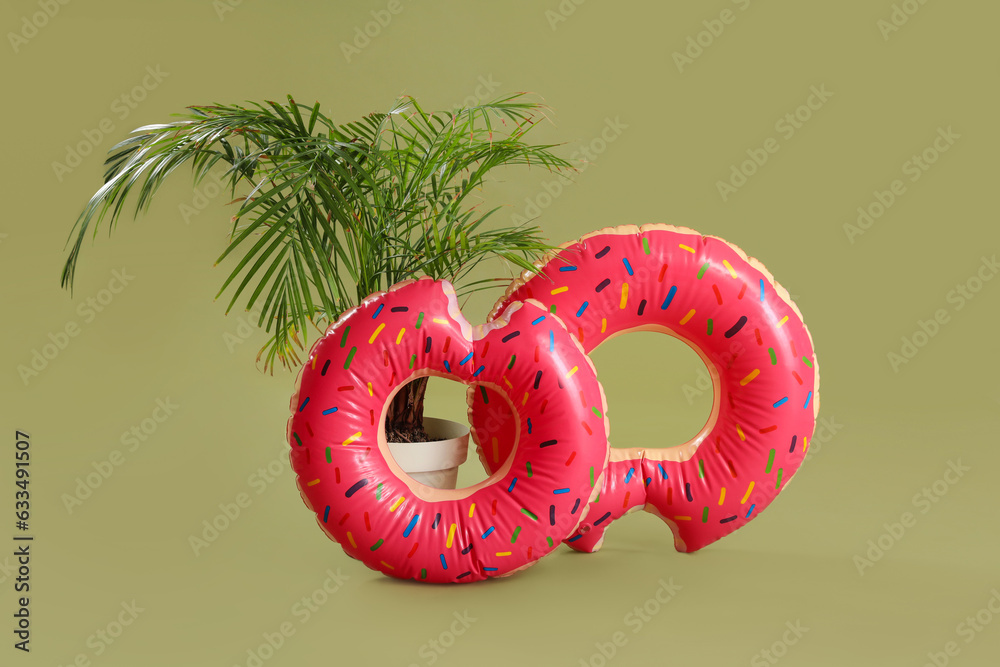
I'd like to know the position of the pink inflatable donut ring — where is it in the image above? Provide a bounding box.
[470,225,820,553]
[286,278,609,583]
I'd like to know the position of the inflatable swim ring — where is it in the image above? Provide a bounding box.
[287,278,609,582]
[471,225,819,553]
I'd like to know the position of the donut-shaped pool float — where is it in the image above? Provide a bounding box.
[471,225,819,553]
[287,278,609,582]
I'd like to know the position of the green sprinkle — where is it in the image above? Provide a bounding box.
[344,346,357,369]
[410,354,416,369]
[769,348,777,365]
[511,526,521,543]
[549,304,557,314]
[707,319,713,335]
[293,432,302,446]
[698,459,705,478]
[765,448,775,474]
[642,237,651,255]
[591,407,603,418]
[595,491,600,503]
[376,483,382,500]
[370,539,384,551]
[526,462,532,477]
[802,356,813,368]
[325,446,331,463]
[415,312,424,329]
[697,262,710,279]
[508,354,516,369]
[479,386,489,404]
[340,326,350,348]
[520,508,538,521]
[590,466,595,487]
[420,568,427,579]
[546,536,553,547]
[776,468,783,489]
[702,507,709,523]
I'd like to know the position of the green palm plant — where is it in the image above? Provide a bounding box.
[61,92,574,438]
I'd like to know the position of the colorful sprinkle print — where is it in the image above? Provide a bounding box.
[471,225,819,554]
[287,279,609,583]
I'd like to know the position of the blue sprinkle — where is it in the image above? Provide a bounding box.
[508,478,517,492]
[553,488,570,494]
[473,365,485,377]
[323,506,330,523]
[440,554,447,569]
[624,467,635,484]
[549,330,554,352]
[773,396,789,408]
[531,316,546,325]
[804,391,812,409]
[527,418,532,434]
[322,406,338,416]
[482,526,495,539]
[373,303,384,318]
[759,279,765,302]
[567,534,584,542]
[559,265,578,272]
[298,397,310,412]
[746,503,756,519]
[443,359,451,372]
[459,351,474,366]
[661,285,677,310]
[483,567,498,572]
[577,301,589,317]
[622,258,634,275]
[403,515,419,537]
[658,463,668,479]
[645,477,652,486]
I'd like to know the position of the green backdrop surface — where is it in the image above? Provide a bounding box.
[2,0,998,665]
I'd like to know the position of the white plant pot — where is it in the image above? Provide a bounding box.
[387,417,470,490]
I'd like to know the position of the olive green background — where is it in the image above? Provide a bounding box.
[2,0,998,665]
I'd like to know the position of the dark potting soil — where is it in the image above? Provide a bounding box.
[385,425,445,443]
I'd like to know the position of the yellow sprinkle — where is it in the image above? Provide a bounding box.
[367,382,373,396]
[565,366,579,378]
[722,259,737,279]
[342,431,362,446]
[803,436,809,453]
[311,356,317,369]
[619,283,629,309]
[496,551,512,557]
[679,309,696,325]
[446,523,456,548]
[679,244,695,253]
[396,327,405,344]
[674,515,692,521]
[492,437,499,463]
[551,286,568,295]
[740,369,760,386]
[306,479,320,487]
[742,481,755,504]
[432,318,448,325]
[368,323,385,344]
[522,392,530,406]
[718,487,726,505]
[776,315,789,328]
[601,318,607,333]
[468,503,476,518]
[346,531,357,548]
[380,560,395,570]
[503,376,513,388]
[389,496,405,512]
